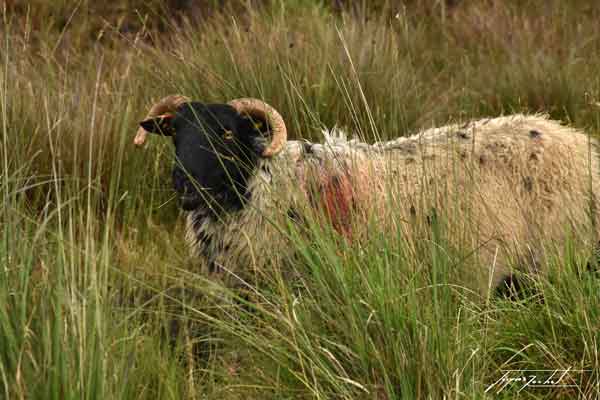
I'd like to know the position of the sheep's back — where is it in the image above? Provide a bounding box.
[298,115,600,291]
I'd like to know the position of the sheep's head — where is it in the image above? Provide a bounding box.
[135,96,287,212]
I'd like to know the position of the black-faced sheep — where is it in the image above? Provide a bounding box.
[135,95,600,295]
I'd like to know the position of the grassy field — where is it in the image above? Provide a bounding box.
[2,1,600,398]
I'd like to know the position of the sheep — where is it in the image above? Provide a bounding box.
[134,95,600,295]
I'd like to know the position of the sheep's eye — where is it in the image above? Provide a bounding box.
[159,115,175,135]
[223,130,234,141]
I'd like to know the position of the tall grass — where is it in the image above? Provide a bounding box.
[2,1,600,398]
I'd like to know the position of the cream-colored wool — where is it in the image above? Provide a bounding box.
[185,114,600,292]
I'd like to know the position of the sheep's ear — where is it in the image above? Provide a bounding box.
[139,113,175,136]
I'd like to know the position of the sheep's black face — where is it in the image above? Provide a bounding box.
[140,102,269,212]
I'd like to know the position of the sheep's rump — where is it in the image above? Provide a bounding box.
[189,114,600,292]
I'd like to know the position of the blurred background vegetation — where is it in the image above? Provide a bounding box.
[2,1,600,399]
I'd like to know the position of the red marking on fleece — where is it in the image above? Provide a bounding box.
[317,173,355,238]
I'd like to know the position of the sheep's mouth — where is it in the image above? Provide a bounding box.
[179,188,224,211]
[180,194,202,211]
[175,171,253,213]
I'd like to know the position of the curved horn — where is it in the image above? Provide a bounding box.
[227,98,287,157]
[134,94,190,146]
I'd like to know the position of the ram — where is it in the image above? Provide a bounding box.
[134,95,600,295]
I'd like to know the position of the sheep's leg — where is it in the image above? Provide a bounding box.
[585,240,600,274]
[496,240,600,301]
[494,273,526,300]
